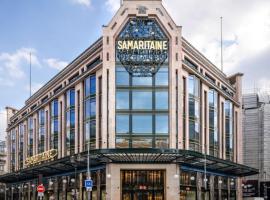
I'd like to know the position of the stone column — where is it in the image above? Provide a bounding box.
[54,177,59,200]
[62,177,67,200]
[75,83,83,154]
[209,176,215,200]
[79,173,83,200]
[97,170,101,200]
[197,172,202,200]
[218,177,223,199]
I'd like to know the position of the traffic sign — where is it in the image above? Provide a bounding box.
[85,179,93,189]
[37,184,45,193]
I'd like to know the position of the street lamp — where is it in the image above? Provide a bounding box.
[87,135,91,200]
[70,155,79,200]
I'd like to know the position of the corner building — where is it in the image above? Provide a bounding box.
[1,0,258,199]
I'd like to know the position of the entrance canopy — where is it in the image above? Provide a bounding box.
[0,149,258,183]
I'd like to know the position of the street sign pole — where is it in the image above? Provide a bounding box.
[87,129,91,200]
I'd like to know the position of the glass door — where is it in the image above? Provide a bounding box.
[121,170,165,200]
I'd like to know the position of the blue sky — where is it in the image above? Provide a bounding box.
[0,0,270,138]
[0,0,113,110]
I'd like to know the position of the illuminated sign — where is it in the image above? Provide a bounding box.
[117,40,168,50]
[25,149,57,166]
[116,17,168,77]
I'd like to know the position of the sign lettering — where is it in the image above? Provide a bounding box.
[25,149,58,166]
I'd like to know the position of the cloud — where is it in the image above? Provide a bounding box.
[44,58,68,71]
[24,82,44,94]
[72,0,91,7]
[0,109,7,140]
[105,0,120,13]
[0,48,40,87]
[162,0,270,91]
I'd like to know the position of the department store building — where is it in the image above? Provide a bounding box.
[0,0,258,199]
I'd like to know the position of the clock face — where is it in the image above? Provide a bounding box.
[116,17,169,77]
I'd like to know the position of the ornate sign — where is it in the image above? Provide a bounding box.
[25,149,57,166]
[116,17,168,77]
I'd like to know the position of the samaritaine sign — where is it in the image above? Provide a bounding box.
[116,17,168,77]
[25,149,58,166]
[117,40,168,50]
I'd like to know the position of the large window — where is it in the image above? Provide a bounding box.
[188,75,200,152]
[115,17,169,149]
[38,109,45,153]
[84,75,96,150]
[209,89,219,157]
[19,123,24,169]
[66,89,75,156]
[115,66,169,148]
[225,100,234,161]
[51,99,59,150]
[28,117,34,157]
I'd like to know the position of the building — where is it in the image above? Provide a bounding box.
[242,93,270,199]
[0,141,7,175]
[0,141,8,199]
[0,0,258,199]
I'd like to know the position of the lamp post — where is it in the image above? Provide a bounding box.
[204,143,207,200]
[87,134,91,200]
[70,156,78,200]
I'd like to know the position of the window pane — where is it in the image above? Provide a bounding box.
[156,115,168,134]
[132,76,152,86]
[116,115,129,134]
[155,137,169,148]
[132,91,152,109]
[116,91,129,109]
[132,137,152,148]
[70,89,75,106]
[116,138,129,148]
[90,98,96,117]
[132,115,152,134]
[85,77,90,96]
[70,109,75,128]
[90,76,96,94]
[116,67,129,86]
[156,91,168,109]
[156,68,168,86]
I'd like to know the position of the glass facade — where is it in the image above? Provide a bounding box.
[115,16,169,149]
[188,75,200,151]
[19,123,24,169]
[38,109,45,153]
[66,89,75,156]
[209,89,219,157]
[225,100,234,161]
[50,99,59,150]
[84,75,96,150]
[115,66,169,148]
[27,116,34,157]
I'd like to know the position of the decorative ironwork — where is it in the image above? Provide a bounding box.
[116,17,169,77]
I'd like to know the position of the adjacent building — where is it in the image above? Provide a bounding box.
[242,93,270,199]
[0,0,258,199]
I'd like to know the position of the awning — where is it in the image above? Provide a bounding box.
[0,148,258,184]
[90,149,258,177]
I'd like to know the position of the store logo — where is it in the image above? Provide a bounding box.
[116,17,168,77]
[117,40,168,50]
[25,149,58,166]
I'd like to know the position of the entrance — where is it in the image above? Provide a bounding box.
[121,170,165,200]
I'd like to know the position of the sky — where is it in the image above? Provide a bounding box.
[0,0,270,139]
